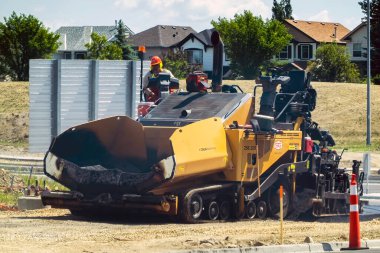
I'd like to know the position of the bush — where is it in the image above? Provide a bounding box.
[212,11,292,79]
[309,43,360,83]
[373,74,380,85]
[162,50,202,79]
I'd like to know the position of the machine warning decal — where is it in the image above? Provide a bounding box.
[199,147,216,152]
[274,141,283,150]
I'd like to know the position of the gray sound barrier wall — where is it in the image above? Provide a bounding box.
[29,59,150,153]
[29,60,55,153]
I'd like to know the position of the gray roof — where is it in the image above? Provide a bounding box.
[56,26,134,51]
[176,28,216,48]
[341,22,366,41]
[129,25,196,48]
[194,28,215,46]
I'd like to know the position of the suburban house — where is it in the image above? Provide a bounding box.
[276,19,351,68]
[52,21,363,76]
[54,25,134,59]
[342,22,367,63]
[175,28,230,76]
[128,25,196,60]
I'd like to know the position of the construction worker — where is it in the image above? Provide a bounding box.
[143,56,174,101]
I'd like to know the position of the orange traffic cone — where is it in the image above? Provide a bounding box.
[341,174,368,250]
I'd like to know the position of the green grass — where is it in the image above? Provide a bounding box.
[334,142,380,152]
[0,174,67,207]
[19,175,67,191]
[0,140,28,148]
[0,82,29,113]
[0,191,22,206]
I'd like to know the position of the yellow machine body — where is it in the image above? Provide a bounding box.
[223,129,302,182]
[42,92,305,220]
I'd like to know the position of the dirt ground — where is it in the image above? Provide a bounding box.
[0,208,379,253]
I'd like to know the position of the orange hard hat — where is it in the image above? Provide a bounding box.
[150,56,162,66]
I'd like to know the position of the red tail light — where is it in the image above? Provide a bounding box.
[137,102,154,118]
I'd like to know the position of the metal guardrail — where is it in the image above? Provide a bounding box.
[0,155,44,175]
[0,155,43,162]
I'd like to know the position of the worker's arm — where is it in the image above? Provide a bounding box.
[163,69,175,79]
[142,72,154,96]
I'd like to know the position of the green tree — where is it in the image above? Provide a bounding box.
[212,11,292,79]
[0,12,60,81]
[359,0,380,79]
[309,43,360,82]
[162,50,201,78]
[272,0,294,21]
[0,58,10,78]
[113,19,136,60]
[85,33,123,60]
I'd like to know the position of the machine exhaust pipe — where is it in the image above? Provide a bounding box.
[211,31,224,92]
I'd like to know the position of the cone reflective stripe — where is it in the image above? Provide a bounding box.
[348,174,361,249]
[350,181,359,213]
[350,204,359,212]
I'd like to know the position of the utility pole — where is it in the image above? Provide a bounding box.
[366,0,371,146]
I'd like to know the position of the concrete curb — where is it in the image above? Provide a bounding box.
[362,195,380,200]
[175,239,380,253]
[18,196,50,210]
[362,197,380,201]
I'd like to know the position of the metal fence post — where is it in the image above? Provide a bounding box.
[363,153,371,194]
[366,0,371,146]
[51,59,61,137]
[89,60,99,121]
[130,61,137,118]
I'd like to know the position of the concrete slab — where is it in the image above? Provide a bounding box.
[17,196,50,210]
[174,240,380,253]
[366,239,380,249]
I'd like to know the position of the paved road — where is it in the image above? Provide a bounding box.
[362,174,380,215]
[364,174,380,193]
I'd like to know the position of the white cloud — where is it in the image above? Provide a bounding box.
[150,0,185,9]
[114,0,139,10]
[111,0,271,32]
[342,17,362,30]
[45,19,76,31]
[188,0,270,19]
[308,10,330,22]
[33,6,46,13]
[113,0,184,10]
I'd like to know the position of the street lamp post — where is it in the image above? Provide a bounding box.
[366,0,371,146]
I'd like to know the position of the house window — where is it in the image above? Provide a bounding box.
[185,49,203,64]
[298,44,312,60]
[353,43,362,57]
[224,47,230,61]
[278,45,292,60]
[63,52,72,59]
[74,52,86,59]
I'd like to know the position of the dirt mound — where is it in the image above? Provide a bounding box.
[0,112,28,143]
[0,203,17,211]
[0,169,24,190]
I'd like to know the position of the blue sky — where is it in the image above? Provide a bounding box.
[0,0,366,33]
